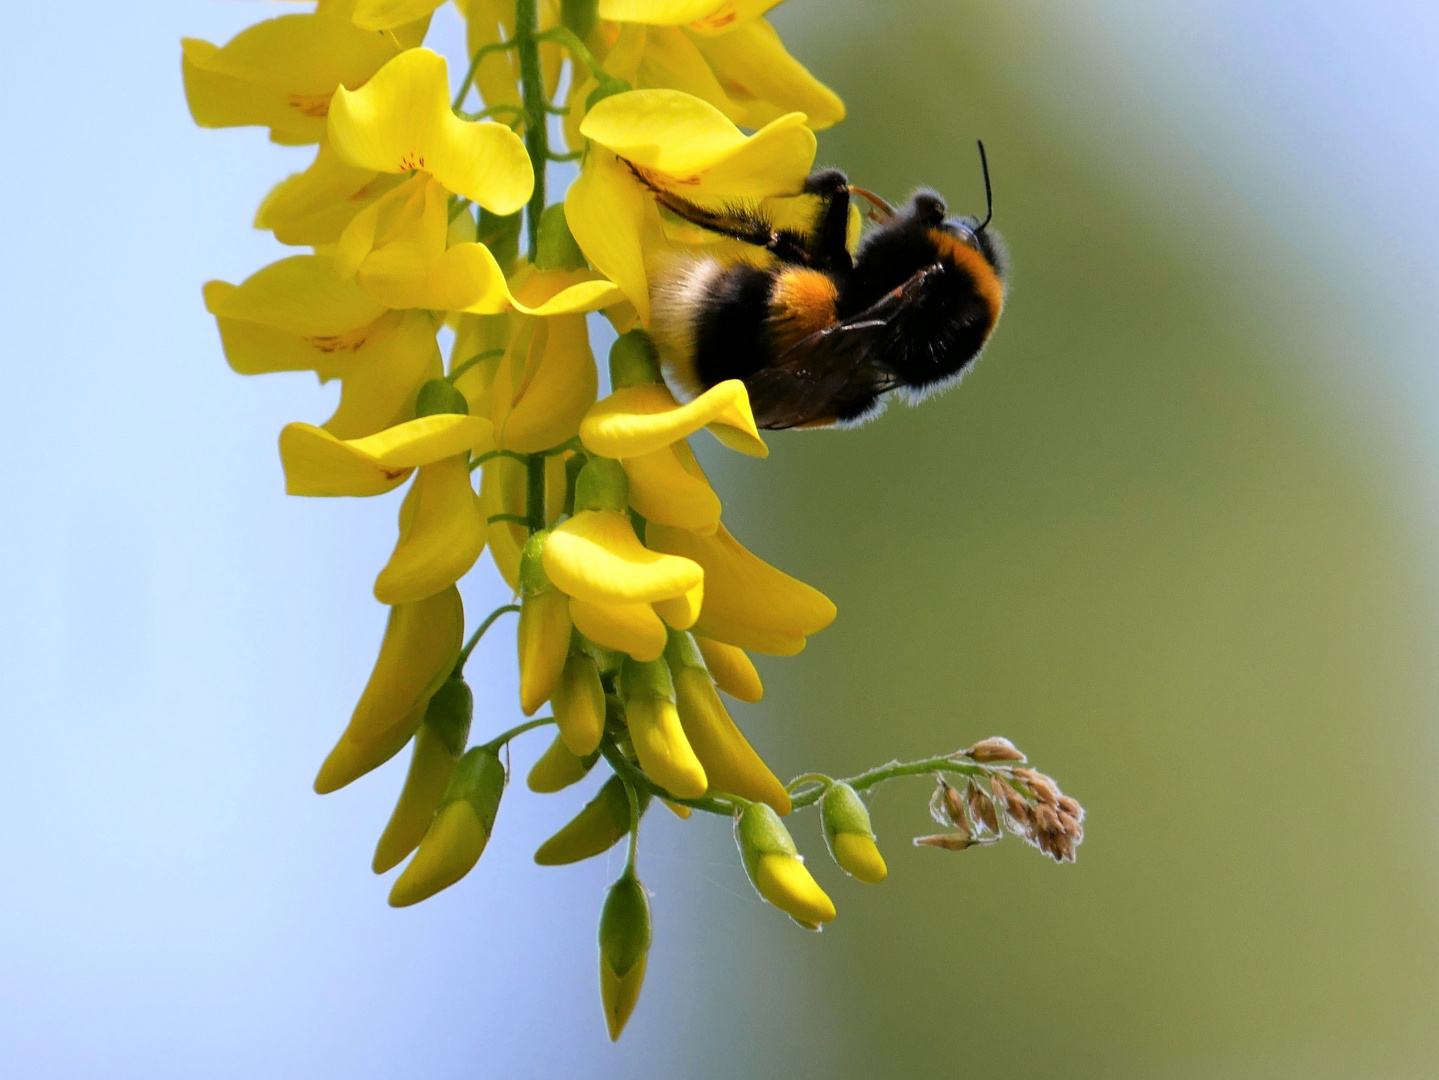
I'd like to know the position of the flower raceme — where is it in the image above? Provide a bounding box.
[189,0,1084,1042]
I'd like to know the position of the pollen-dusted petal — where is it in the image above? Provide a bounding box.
[599,0,726,23]
[281,414,493,497]
[566,149,660,324]
[544,510,702,605]
[328,48,533,214]
[374,456,488,605]
[491,316,598,453]
[653,582,703,630]
[341,585,464,754]
[351,0,447,30]
[207,255,387,338]
[581,381,766,459]
[626,694,708,798]
[622,443,722,532]
[688,18,845,131]
[579,90,815,198]
[672,666,788,812]
[695,636,763,702]
[646,522,836,641]
[754,853,835,926]
[314,700,425,795]
[569,597,668,662]
[256,145,399,247]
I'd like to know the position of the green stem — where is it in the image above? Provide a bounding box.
[481,715,556,752]
[534,26,608,82]
[787,754,1002,811]
[453,39,520,111]
[525,453,546,533]
[548,149,583,162]
[515,0,547,256]
[463,103,531,123]
[621,778,641,874]
[457,604,521,672]
[598,738,735,816]
[449,348,504,383]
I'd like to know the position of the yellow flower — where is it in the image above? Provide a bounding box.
[534,775,645,865]
[552,648,607,755]
[517,533,574,715]
[735,801,835,928]
[581,379,767,459]
[527,731,597,792]
[314,585,464,794]
[598,873,652,1040]
[204,256,440,439]
[820,782,887,883]
[488,311,599,453]
[622,657,707,798]
[182,7,428,145]
[328,47,533,214]
[667,633,788,811]
[280,390,491,605]
[567,89,817,322]
[694,636,763,702]
[255,146,403,247]
[390,746,507,906]
[349,0,448,31]
[646,522,835,655]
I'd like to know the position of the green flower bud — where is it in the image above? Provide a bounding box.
[535,202,587,270]
[389,746,505,908]
[573,457,629,513]
[598,873,651,1041]
[735,802,836,929]
[820,782,887,883]
[527,732,598,793]
[372,677,473,874]
[414,377,470,418]
[535,776,651,865]
[608,330,662,389]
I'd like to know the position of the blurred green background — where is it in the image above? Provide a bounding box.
[671,2,1439,1077]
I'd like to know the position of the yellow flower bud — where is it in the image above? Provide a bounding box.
[389,746,506,907]
[820,782,887,884]
[535,776,649,866]
[666,633,788,812]
[735,802,836,929]
[694,636,763,702]
[621,658,707,798]
[372,677,472,873]
[598,873,652,1041]
[518,533,573,715]
[552,647,606,755]
[527,732,597,793]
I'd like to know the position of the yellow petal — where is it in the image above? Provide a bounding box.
[314,700,425,795]
[646,522,835,648]
[694,636,763,702]
[636,27,746,125]
[491,315,598,453]
[552,651,606,756]
[325,587,464,768]
[533,776,634,865]
[255,145,399,247]
[581,381,766,459]
[388,799,488,907]
[683,0,781,34]
[544,510,702,604]
[374,457,488,604]
[527,732,594,793]
[328,48,533,214]
[672,666,787,812]
[832,832,888,884]
[280,414,494,496]
[688,19,845,130]
[569,597,669,662]
[754,853,835,926]
[579,89,815,198]
[626,694,707,798]
[372,720,462,873]
[599,0,726,22]
[622,442,721,532]
[351,0,446,31]
[601,955,648,1042]
[566,149,662,324]
[518,588,573,715]
[477,456,526,591]
[461,0,522,113]
[652,581,703,630]
[207,254,387,337]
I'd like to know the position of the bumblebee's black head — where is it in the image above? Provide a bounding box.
[895,190,1008,281]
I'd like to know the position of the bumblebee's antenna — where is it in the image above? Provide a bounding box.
[975,140,994,232]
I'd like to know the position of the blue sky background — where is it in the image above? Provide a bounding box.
[3,1,1439,1076]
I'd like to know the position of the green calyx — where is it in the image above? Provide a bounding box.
[422,678,474,757]
[662,629,706,673]
[415,378,470,417]
[599,873,652,978]
[519,530,553,595]
[621,656,675,704]
[535,203,587,270]
[735,801,798,877]
[574,457,629,512]
[609,331,663,389]
[820,782,875,845]
[442,746,507,832]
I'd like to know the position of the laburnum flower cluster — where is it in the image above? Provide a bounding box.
[186,0,1083,1040]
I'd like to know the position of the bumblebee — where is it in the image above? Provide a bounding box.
[642,143,1009,430]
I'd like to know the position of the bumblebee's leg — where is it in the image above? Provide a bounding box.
[802,169,854,272]
[625,159,814,264]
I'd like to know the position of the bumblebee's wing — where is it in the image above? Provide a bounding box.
[745,266,940,429]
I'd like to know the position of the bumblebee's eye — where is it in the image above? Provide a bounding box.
[946,219,982,249]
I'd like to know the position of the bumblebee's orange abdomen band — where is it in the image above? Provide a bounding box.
[767,267,839,354]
